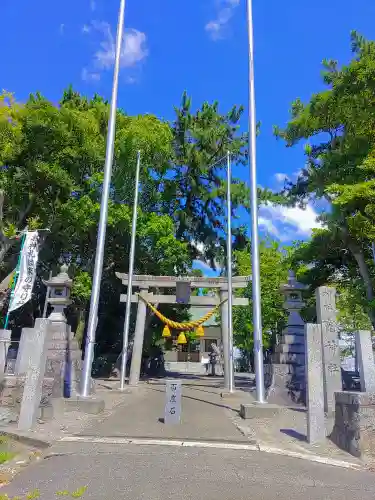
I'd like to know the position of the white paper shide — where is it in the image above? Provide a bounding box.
[9,232,39,313]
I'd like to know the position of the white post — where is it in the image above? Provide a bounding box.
[226,151,234,392]
[246,0,265,403]
[80,0,127,397]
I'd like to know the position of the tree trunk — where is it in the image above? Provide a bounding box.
[348,242,375,329]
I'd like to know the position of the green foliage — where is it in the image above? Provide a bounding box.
[0,86,256,353]
[233,240,289,354]
[274,32,375,328]
[71,272,92,306]
[0,487,87,500]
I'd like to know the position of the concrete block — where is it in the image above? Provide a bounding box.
[272,352,305,365]
[55,396,105,414]
[280,334,305,345]
[240,403,283,419]
[355,330,375,393]
[275,343,305,354]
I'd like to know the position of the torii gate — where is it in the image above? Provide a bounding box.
[116,273,250,387]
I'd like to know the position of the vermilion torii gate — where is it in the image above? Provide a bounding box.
[116,273,251,387]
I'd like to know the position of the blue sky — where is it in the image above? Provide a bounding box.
[2,0,375,276]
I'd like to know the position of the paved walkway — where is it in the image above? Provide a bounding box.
[4,444,375,500]
[1,375,367,470]
[79,379,251,442]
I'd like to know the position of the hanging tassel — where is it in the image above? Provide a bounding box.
[177,332,187,344]
[162,325,171,338]
[196,325,204,337]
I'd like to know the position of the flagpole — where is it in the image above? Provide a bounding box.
[246,0,266,403]
[4,232,27,329]
[226,151,235,393]
[80,0,127,397]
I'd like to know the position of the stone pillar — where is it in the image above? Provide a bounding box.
[220,289,230,388]
[18,319,50,431]
[129,288,148,386]
[305,323,325,443]
[355,330,375,393]
[316,286,341,415]
[0,329,11,376]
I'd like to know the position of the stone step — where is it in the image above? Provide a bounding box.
[272,353,305,365]
[280,334,305,345]
[282,326,304,336]
[275,343,305,354]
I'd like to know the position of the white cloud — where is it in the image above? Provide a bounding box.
[81,68,101,82]
[258,203,322,242]
[82,21,148,83]
[59,24,65,35]
[274,172,289,184]
[205,0,240,40]
[258,216,281,239]
[90,0,96,11]
[92,22,148,70]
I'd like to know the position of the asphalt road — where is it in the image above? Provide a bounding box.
[4,443,375,500]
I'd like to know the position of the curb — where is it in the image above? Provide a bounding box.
[59,435,363,470]
[0,431,51,450]
[257,443,363,470]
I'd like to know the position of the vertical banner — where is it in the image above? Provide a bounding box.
[8,232,39,313]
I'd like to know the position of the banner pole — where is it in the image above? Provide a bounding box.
[4,232,27,329]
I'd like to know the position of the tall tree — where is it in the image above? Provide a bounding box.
[233,239,289,366]
[274,32,375,327]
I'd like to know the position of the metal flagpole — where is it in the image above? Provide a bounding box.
[226,151,235,393]
[42,270,53,318]
[4,232,27,329]
[246,0,265,403]
[80,0,127,397]
[120,150,141,390]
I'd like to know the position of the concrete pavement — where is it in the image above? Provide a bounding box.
[79,380,250,442]
[3,443,375,500]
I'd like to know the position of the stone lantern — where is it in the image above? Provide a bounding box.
[270,271,309,406]
[43,264,72,323]
[279,270,308,336]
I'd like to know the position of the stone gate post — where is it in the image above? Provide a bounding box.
[220,289,230,387]
[129,287,149,386]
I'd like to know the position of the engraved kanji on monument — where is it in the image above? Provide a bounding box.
[164,380,182,424]
[316,287,341,414]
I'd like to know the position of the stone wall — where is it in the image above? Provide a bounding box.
[330,391,375,459]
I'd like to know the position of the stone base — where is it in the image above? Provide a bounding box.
[330,391,375,459]
[54,396,105,415]
[0,375,54,409]
[267,363,305,406]
[220,390,247,399]
[240,403,283,419]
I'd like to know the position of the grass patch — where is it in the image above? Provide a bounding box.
[0,451,14,465]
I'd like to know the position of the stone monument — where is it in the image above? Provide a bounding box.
[305,323,325,443]
[0,265,84,423]
[316,286,341,415]
[269,271,308,405]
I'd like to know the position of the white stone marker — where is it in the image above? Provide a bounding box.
[305,323,326,443]
[164,379,182,424]
[355,330,375,393]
